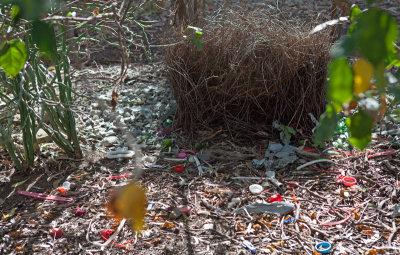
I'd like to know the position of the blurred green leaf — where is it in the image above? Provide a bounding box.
[162,139,172,148]
[192,37,203,51]
[2,0,51,20]
[313,105,339,144]
[345,110,373,150]
[330,36,356,59]
[352,9,397,66]
[31,20,57,61]
[327,58,353,109]
[0,40,27,78]
[388,85,400,102]
[349,5,361,21]
[11,5,20,22]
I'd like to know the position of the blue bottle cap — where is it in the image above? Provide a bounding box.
[315,242,331,254]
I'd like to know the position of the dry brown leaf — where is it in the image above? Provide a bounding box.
[111,90,119,111]
[160,221,175,229]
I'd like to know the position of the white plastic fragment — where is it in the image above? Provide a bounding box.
[296,159,333,170]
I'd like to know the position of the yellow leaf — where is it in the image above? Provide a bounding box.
[107,182,147,232]
[353,58,374,95]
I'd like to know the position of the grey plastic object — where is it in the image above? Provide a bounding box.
[106,150,135,159]
[233,202,294,216]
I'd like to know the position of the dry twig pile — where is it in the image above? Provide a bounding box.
[166,11,332,136]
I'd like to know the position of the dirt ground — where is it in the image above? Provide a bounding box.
[1,1,400,254]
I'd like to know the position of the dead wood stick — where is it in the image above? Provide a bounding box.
[388,220,398,246]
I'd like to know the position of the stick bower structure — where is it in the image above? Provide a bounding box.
[166,10,332,138]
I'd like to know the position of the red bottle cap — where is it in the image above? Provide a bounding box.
[343,176,356,186]
[174,165,184,172]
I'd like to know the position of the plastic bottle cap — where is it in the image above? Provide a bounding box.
[343,176,356,186]
[315,242,331,254]
[249,184,263,195]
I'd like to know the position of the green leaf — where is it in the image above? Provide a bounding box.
[31,20,57,61]
[385,49,400,68]
[0,40,27,78]
[313,105,339,144]
[352,9,398,66]
[345,110,373,150]
[192,37,203,51]
[349,5,361,21]
[11,5,20,22]
[327,58,353,109]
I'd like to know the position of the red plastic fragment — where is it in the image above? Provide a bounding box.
[269,193,282,203]
[101,229,114,239]
[57,187,67,194]
[178,205,191,215]
[75,207,86,216]
[51,229,64,239]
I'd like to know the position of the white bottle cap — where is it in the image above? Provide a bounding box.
[249,184,263,195]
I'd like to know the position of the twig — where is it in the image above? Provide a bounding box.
[388,220,398,246]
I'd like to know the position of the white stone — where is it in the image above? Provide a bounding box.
[36,129,52,143]
[203,223,214,230]
[101,136,118,147]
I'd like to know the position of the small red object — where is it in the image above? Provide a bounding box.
[269,193,282,203]
[57,187,67,194]
[75,207,86,216]
[174,165,184,172]
[342,176,356,186]
[178,205,191,215]
[101,229,114,239]
[178,152,187,159]
[336,175,357,186]
[287,181,299,188]
[51,229,64,239]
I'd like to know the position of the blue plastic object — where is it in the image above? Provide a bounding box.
[243,240,256,253]
[283,215,296,223]
[315,242,331,254]
[146,201,154,211]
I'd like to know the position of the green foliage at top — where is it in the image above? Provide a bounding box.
[314,1,399,151]
[1,0,57,76]
[0,40,27,78]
